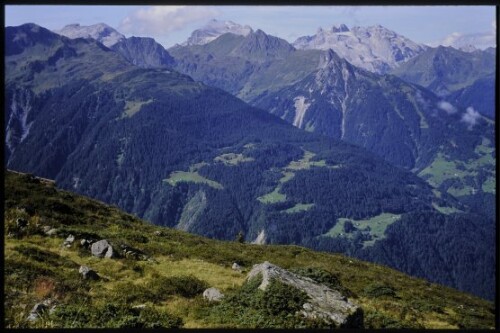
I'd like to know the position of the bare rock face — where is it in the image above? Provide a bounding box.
[246,261,363,328]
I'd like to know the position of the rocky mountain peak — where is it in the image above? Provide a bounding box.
[110,36,175,68]
[54,23,125,47]
[293,23,427,74]
[331,24,350,33]
[184,19,253,46]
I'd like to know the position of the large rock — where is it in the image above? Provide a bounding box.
[91,239,115,258]
[247,262,363,328]
[203,287,224,302]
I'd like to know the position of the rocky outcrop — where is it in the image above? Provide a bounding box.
[247,262,363,328]
[203,287,224,302]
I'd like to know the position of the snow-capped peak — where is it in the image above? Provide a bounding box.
[54,23,125,47]
[183,19,253,46]
[293,24,427,74]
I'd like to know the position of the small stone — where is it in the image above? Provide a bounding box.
[42,226,52,233]
[303,303,313,311]
[28,303,48,321]
[79,265,100,280]
[132,304,147,309]
[232,262,243,272]
[27,313,39,321]
[63,234,75,246]
[203,287,224,302]
[153,230,163,236]
[46,228,58,236]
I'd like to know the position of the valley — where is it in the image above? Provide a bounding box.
[3,9,496,328]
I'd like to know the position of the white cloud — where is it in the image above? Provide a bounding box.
[437,101,457,114]
[119,6,219,36]
[461,107,481,129]
[428,30,495,51]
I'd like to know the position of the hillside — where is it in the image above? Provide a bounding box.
[3,170,496,329]
[4,23,495,301]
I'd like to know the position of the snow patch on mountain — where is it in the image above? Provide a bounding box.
[54,23,125,47]
[183,19,253,46]
[293,24,427,73]
[293,96,311,128]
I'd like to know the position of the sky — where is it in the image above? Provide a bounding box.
[5,5,497,49]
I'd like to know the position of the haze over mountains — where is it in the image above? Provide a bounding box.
[4,20,496,302]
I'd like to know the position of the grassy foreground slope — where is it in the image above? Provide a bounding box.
[3,171,495,329]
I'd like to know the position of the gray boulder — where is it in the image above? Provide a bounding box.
[79,265,100,280]
[91,239,115,258]
[247,261,363,328]
[203,287,224,302]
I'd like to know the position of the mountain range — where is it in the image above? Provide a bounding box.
[167,23,495,221]
[4,22,496,302]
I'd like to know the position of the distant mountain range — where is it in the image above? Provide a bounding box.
[167,25,495,221]
[5,22,496,301]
